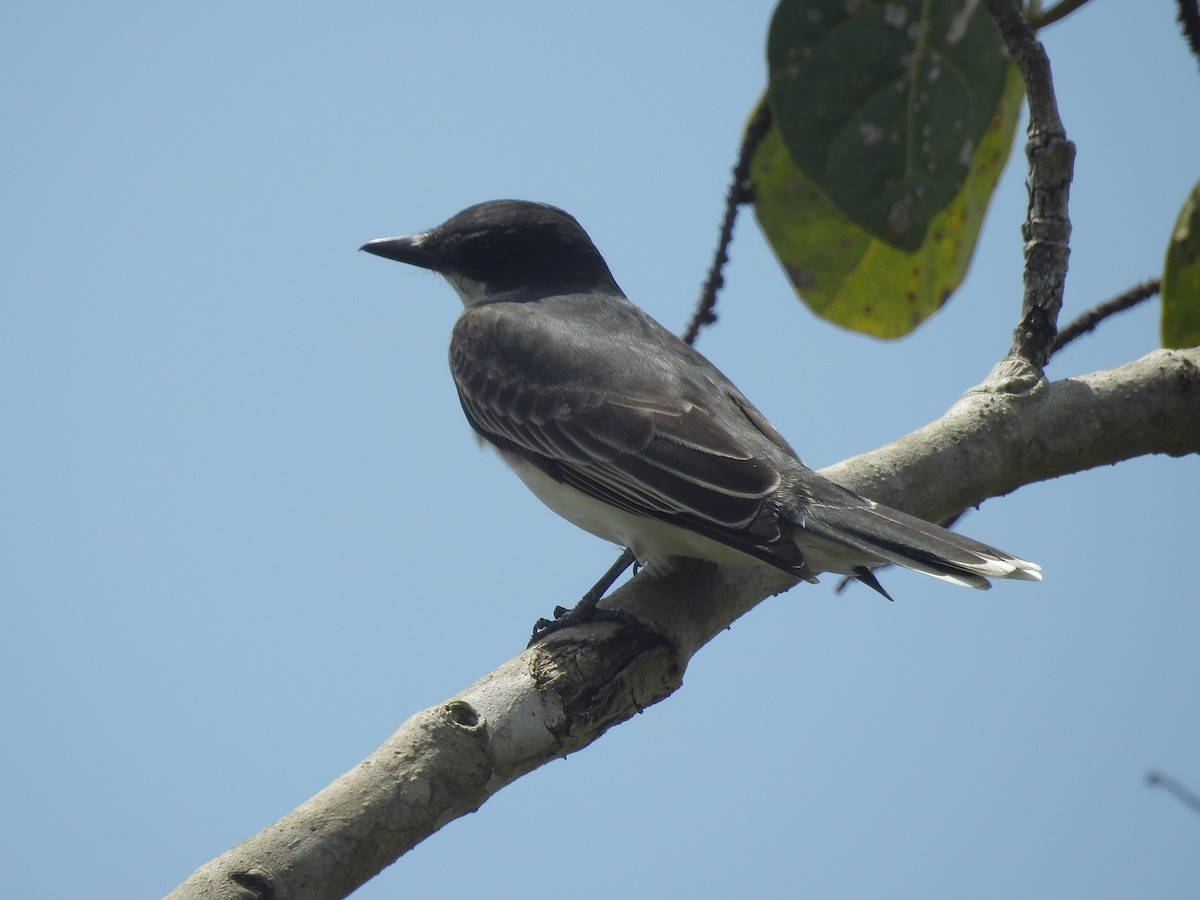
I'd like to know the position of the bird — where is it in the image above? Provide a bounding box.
[361,200,1040,634]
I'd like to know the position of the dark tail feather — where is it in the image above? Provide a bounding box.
[796,496,1042,592]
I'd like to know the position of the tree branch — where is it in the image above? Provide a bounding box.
[986,0,1076,370]
[1027,0,1095,30]
[1050,278,1160,357]
[1146,769,1200,815]
[681,97,773,346]
[1178,0,1200,68]
[166,346,1200,900]
[825,349,1200,521]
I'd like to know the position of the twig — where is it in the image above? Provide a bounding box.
[681,98,773,346]
[1028,0,1095,29]
[1146,770,1200,816]
[985,0,1076,371]
[1178,0,1200,68]
[1050,279,1160,357]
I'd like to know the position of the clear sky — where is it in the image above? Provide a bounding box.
[4,3,1199,898]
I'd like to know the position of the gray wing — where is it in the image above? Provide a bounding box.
[448,297,806,565]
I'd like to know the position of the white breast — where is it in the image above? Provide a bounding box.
[498,450,761,575]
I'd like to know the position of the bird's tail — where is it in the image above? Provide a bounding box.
[792,493,1042,599]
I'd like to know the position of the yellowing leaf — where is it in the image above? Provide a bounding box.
[751,65,1023,339]
[767,0,1011,251]
[1162,180,1200,349]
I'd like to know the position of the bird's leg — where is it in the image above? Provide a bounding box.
[528,548,640,646]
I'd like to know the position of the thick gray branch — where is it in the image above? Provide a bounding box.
[166,347,1200,900]
[826,349,1200,521]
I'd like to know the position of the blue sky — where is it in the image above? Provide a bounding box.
[4,3,1199,898]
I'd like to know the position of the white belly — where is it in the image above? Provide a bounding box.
[501,451,762,575]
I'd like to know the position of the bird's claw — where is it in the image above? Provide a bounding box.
[528,602,639,647]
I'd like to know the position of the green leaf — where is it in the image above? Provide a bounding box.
[1162,180,1200,349]
[751,65,1023,338]
[767,0,1011,251]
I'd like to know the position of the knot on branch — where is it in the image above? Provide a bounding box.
[529,626,681,749]
[978,356,1048,396]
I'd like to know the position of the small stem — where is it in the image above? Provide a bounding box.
[681,98,773,347]
[1050,279,1160,358]
[1146,770,1200,816]
[1028,0,1095,29]
[1176,0,1200,68]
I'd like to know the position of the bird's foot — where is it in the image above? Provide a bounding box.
[527,548,639,647]
[528,601,639,646]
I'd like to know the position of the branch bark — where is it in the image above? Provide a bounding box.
[988,0,1075,369]
[986,0,1076,369]
[167,346,1200,900]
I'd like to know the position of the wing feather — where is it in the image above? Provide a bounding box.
[450,301,788,540]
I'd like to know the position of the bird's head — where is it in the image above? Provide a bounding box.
[361,199,620,305]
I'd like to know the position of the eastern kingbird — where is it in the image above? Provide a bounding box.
[362,200,1040,626]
